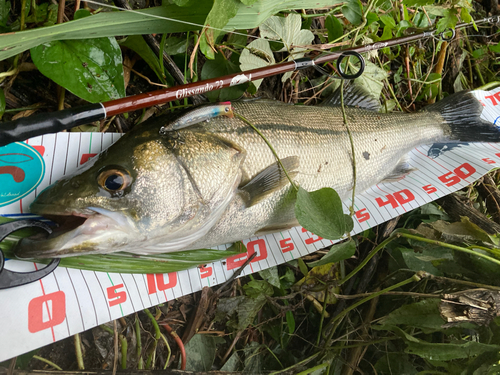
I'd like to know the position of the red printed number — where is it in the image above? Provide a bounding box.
[199,265,213,279]
[147,273,178,294]
[28,291,66,333]
[301,227,323,244]
[422,184,437,194]
[376,189,415,208]
[355,208,370,223]
[107,284,127,307]
[485,92,500,106]
[482,158,496,164]
[279,238,294,253]
[80,153,97,165]
[226,239,268,270]
[438,163,476,187]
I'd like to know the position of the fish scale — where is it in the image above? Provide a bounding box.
[15,90,500,257]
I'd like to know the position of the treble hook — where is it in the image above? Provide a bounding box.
[0,220,59,290]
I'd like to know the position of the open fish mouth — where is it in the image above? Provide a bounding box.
[14,207,138,259]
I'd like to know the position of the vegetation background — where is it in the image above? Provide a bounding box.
[0,0,500,373]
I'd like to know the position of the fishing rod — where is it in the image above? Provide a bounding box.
[0,15,498,147]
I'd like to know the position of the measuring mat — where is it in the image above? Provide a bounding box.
[1,87,499,361]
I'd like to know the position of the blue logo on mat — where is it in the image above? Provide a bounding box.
[0,143,45,207]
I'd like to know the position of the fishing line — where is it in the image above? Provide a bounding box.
[83,0,270,44]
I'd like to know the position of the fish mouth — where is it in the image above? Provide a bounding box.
[14,206,138,259]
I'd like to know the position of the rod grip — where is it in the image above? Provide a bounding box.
[0,103,106,147]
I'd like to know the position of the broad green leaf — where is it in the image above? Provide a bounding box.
[217,294,267,330]
[259,13,314,82]
[379,14,396,29]
[74,9,91,20]
[239,38,275,90]
[307,239,356,267]
[31,38,125,103]
[163,36,187,55]
[436,8,458,33]
[0,0,11,27]
[294,263,339,303]
[375,353,418,375]
[490,42,500,54]
[413,11,429,29]
[201,52,247,101]
[260,14,314,53]
[120,35,165,83]
[365,11,379,26]
[354,60,388,100]
[0,88,5,120]
[342,0,363,25]
[220,352,240,372]
[184,334,225,371]
[240,0,260,4]
[227,29,248,47]
[0,1,343,61]
[242,342,263,373]
[324,14,343,42]
[472,48,485,59]
[425,5,446,17]
[460,7,472,23]
[406,341,500,361]
[243,280,274,298]
[379,299,446,332]
[200,0,239,59]
[402,0,434,6]
[171,0,194,6]
[398,246,446,276]
[259,266,280,288]
[295,187,353,240]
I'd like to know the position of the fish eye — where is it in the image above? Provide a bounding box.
[225,106,230,113]
[97,168,132,192]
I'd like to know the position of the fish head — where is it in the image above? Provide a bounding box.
[15,119,246,258]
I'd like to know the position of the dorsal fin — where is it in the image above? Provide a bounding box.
[321,83,380,111]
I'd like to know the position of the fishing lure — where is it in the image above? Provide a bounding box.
[159,102,234,135]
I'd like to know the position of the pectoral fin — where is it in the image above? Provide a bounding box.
[381,154,417,182]
[240,156,299,207]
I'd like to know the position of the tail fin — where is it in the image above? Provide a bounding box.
[424,91,500,142]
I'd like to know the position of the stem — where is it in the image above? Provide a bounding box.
[268,352,320,375]
[339,235,396,286]
[323,273,421,348]
[234,112,298,191]
[340,84,356,215]
[159,33,167,79]
[159,333,172,370]
[74,333,85,370]
[20,0,27,31]
[120,334,128,369]
[397,232,500,267]
[297,362,329,375]
[135,314,144,369]
[464,29,485,86]
[316,287,329,346]
[32,355,63,371]
[144,308,160,369]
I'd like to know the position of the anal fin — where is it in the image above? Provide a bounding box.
[240,156,299,207]
[381,154,417,182]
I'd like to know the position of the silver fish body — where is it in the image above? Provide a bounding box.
[15,90,494,258]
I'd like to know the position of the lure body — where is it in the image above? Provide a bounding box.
[160,102,234,134]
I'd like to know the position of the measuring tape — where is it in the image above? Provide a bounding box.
[0,87,499,361]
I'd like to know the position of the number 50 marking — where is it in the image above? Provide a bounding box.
[438,163,476,187]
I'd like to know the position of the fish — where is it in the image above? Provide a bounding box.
[14,86,500,258]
